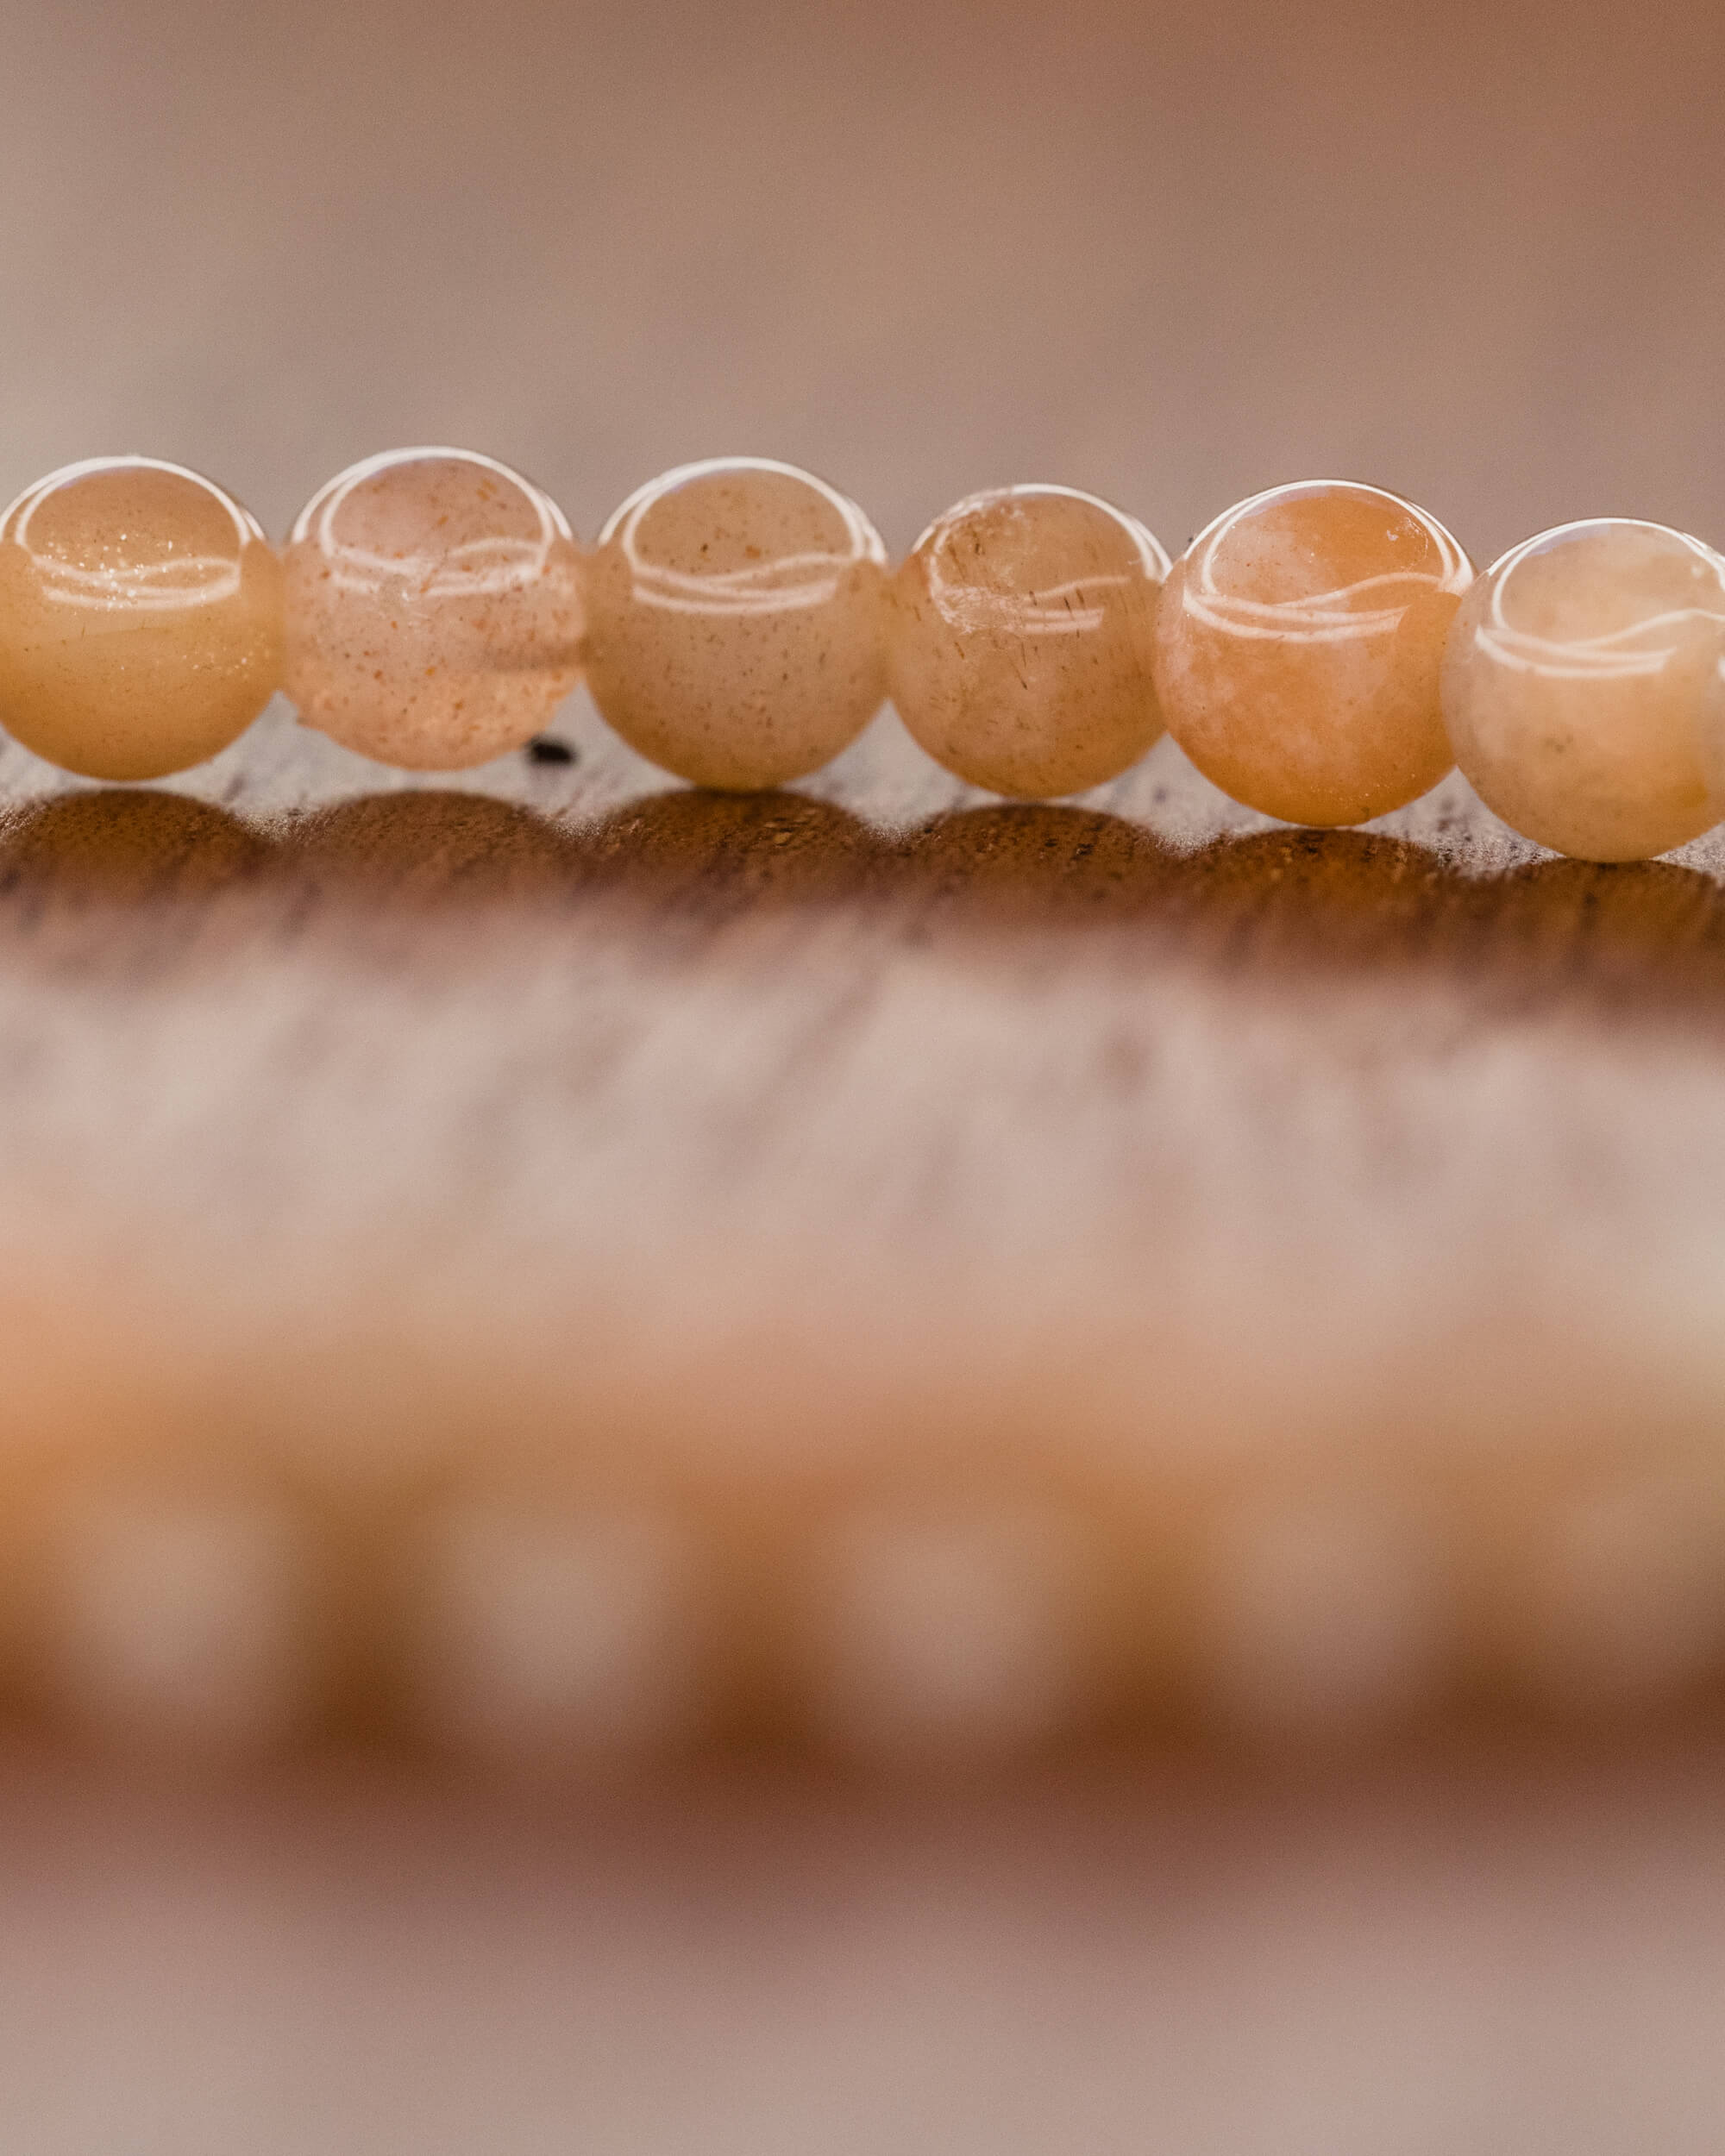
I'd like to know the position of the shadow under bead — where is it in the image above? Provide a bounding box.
[895,804,1179,924]
[583,787,883,912]
[285,791,586,906]
[0,791,274,905]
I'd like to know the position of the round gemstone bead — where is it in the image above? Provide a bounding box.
[284,448,584,771]
[1442,519,1725,862]
[1152,480,1473,826]
[0,458,283,781]
[887,485,1170,799]
[584,458,888,791]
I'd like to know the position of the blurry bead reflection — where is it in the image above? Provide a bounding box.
[410,1503,703,1768]
[804,1508,1089,1764]
[45,1485,319,1759]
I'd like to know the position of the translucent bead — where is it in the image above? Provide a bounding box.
[284,448,583,771]
[1153,480,1473,826]
[887,485,1170,799]
[584,458,888,791]
[1442,519,1725,862]
[0,458,282,780]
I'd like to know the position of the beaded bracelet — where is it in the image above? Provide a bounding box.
[3,448,1724,865]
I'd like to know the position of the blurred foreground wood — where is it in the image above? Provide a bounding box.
[3,699,1725,1767]
[6,1730,1725,2155]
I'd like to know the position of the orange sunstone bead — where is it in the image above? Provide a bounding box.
[1442,519,1725,862]
[585,458,888,792]
[888,485,1170,799]
[284,448,585,771]
[0,458,283,781]
[1152,480,1473,826]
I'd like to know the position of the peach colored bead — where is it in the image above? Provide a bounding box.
[887,485,1170,799]
[284,448,583,771]
[584,458,888,791]
[1152,480,1473,826]
[1442,519,1725,862]
[0,458,282,781]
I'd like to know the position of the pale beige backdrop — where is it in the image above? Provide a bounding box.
[3,0,1722,564]
[3,1,1725,2151]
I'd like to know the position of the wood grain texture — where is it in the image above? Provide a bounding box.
[2,698,1724,1758]
[7,1,1725,2141]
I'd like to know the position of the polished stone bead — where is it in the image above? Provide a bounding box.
[0,458,282,781]
[1153,480,1473,826]
[584,458,888,791]
[1442,519,1725,862]
[887,485,1170,798]
[284,448,584,771]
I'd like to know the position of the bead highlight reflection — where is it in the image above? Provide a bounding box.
[1442,519,1725,862]
[285,448,584,770]
[0,459,283,780]
[888,485,1170,798]
[584,458,888,791]
[1153,480,1472,826]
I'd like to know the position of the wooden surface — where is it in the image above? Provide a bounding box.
[4,1733,1725,2156]
[3,701,1725,1762]
[8,0,1725,2143]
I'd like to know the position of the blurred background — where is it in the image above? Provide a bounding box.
[3,0,1722,562]
[4,0,1725,2148]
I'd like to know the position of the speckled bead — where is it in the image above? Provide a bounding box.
[284,448,584,771]
[1442,519,1725,862]
[1153,480,1473,826]
[887,485,1170,798]
[0,458,283,780]
[583,458,888,791]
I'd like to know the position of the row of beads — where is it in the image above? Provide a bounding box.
[14,1458,1721,1763]
[3,450,1724,862]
